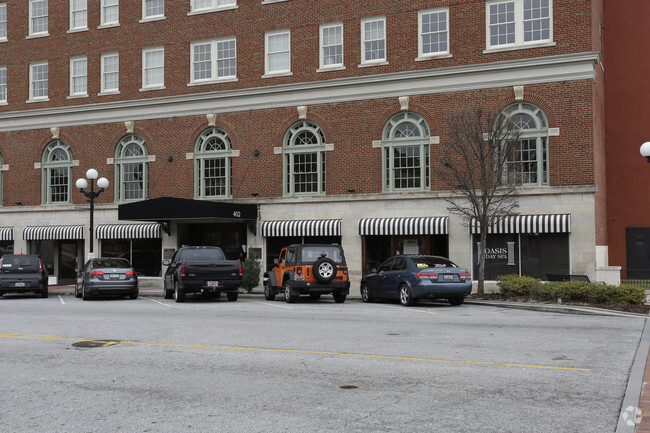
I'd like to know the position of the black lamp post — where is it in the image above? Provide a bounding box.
[76,169,109,256]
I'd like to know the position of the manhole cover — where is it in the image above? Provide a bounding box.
[72,340,120,348]
[339,385,359,390]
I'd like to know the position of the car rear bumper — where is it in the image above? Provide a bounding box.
[178,279,241,292]
[0,280,47,293]
[287,280,350,295]
[411,282,472,299]
[86,280,138,295]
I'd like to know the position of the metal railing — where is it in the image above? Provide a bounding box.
[620,269,650,288]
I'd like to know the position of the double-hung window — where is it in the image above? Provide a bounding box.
[70,56,87,96]
[319,23,343,70]
[115,135,148,202]
[361,17,386,65]
[143,0,164,20]
[101,53,119,94]
[0,66,6,103]
[142,47,164,89]
[29,0,48,37]
[194,128,233,198]
[265,30,290,76]
[191,0,236,13]
[29,62,48,101]
[418,8,449,58]
[42,141,73,204]
[283,121,326,196]
[70,0,87,31]
[190,38,236,83]
[0,4,7,41]
[101,0,119,27]
[486,0,553,50]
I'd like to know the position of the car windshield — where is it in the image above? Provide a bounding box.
[301,246,343,264]
[411,257,457,269]
[180,248,225,261]
[1,255,39,271]
[93,258,130,268]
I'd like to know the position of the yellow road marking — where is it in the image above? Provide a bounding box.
[0,333,591,372]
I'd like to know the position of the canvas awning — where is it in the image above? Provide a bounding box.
[358,217,448,235]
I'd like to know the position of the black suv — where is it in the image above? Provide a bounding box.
[0,254,49,298]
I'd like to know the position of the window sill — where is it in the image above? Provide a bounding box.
[67,94,89,99]
[98,23,121,30]
[416,53,452,61]
[316,65,346,73]
[140,16,166,23]
[358,61,389,68]
[0,101,7,106]
[139,85,166,92]
[188,77,238,86]
[98,91,120,96]
[262,0,289,3]
[262,71,293,79]
[0,38,7,43]
[188,5,238,16]
[26,98,49,103]
[67,27,89,34]
[26,33,50,40]
[483,41,556,54]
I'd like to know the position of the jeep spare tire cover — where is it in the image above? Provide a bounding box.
[313,257,336,284]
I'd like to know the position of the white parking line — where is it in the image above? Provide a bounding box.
[374,304,435,314]
[148,298,172,307]
[58,295,65,305]
[263,302,294,310]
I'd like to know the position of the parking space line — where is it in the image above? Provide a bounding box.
[262,302,294,310]
[148,298,172,307]
[58,295,65,305]
[374,304,434,314]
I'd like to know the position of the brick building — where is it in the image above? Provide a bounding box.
[0,0,617,289]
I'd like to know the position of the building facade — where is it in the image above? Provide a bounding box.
[0,0,617,289]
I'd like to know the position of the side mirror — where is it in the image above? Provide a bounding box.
[371,268,378,273]
[162,259,171,266]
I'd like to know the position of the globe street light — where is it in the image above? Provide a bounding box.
[76,169,109,256]
[641,142,650,163]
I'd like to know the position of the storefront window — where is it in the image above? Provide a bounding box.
[101,238,161,276]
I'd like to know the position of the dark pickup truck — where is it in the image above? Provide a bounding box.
[162,246,242,303]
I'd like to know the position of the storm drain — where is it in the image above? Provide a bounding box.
[72,340,120,348]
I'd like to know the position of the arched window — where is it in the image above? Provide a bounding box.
[115,134,148,202]
[42,140,73,204]
[283,120,326,195]
[0,153,3,206]
[382,112,430,191]
[503,102,549,186]
[194,127,233,198]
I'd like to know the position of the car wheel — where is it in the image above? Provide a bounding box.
[174,281,185,303]
[74,283,82,298]
[309,293,321,301]
[41,286,48,298]
[163,282,173,300]
[361,284,374,303]
[129,291,139,300]
[399,284,415,306]
[284,281,296,304]
[449,296,464,306]
[333,291,346,303]
[226,291,238,302]
[82,283,90,301]
[313,257,336,284]
[264,280,276,301]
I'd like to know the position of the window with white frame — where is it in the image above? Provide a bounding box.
[503,102,549,186]
[194,127,233,198]
[418,8,449,58]
[382,112,430,192]
[265,30,290,75]
[29,62,48,101]
[486,0,552,50]
[191,0,236,13]
[0,3,7,40]
[101,53,119,93]
[70,0,87,30]
[0,67,6,103]
[190,38,236,83]
[70,56,87,96]
[115,134,148,202]
[29,0,48,36]
[101,0,119,26]
[142,47,164,88]
[361,17,386,64]
[42,140,73,204]
[319,22,343,69]
[283,120,326,196]
[143,0,164,19]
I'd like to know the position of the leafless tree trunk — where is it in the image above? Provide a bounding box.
[439,106,522,295]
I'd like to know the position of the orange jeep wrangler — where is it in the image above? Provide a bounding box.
[264,244,350,303]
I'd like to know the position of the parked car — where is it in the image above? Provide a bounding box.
[75,257,138,300]
[360,255,472,306]
[0,254,48,298]
[264,244,350,303]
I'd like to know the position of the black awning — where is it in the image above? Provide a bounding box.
[118,197,258,221]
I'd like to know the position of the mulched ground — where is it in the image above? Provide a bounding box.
[468,293,650,314]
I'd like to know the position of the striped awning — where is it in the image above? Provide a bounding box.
[262,220,341,237]
[0,227,13,241]
[470,214,571,234]
[358,217,448,235]
[96,223,162,239]
[23,225,84,240]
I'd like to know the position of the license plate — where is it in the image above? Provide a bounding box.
[207,281,218,287]
[110,274,120,279]
[443,274,454,281]
[15,282,25,287]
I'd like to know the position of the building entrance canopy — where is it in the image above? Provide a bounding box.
[118,197,258,222]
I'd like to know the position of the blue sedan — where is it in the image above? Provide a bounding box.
[360,255,472,306]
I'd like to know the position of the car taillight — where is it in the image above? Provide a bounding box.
[296,266,303,275]
[39,259,44,273]
[180,265,186,278]
[341,266,348,275]
[459,272,471,279]
[89,270,104,277]
[126,270,137,277]
[239,263,243,276]
[416,272,438,279]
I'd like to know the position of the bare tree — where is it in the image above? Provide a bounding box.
[439,106,522,295]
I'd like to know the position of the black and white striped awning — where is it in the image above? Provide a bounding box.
[23,225,84,240]
[0,227,13,241]
[262,220,341,237]
[358,217,448,235]
[470,214,571,234]
[96,223,162,239]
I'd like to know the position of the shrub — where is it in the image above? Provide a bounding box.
[496,274,542,297]
[241,248,262,293]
